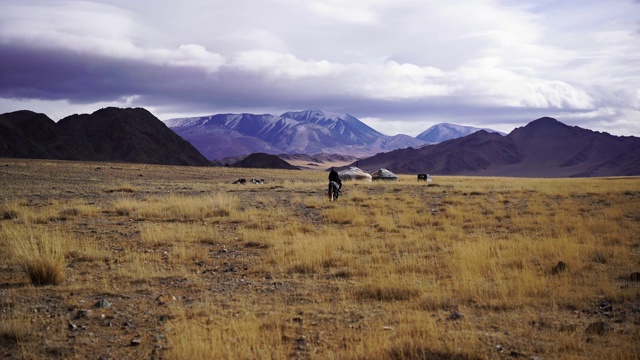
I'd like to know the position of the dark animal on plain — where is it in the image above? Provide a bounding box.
[328,181,341,202]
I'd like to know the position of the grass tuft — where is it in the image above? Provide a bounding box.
[1,224,67,286]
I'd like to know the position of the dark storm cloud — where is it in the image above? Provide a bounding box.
[0,0,639,136]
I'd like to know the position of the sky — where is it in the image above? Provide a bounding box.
[1,0,639,137]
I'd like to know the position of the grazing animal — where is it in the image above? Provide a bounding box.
[328,181,341,202]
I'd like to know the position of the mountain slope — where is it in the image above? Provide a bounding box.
[353,118,640,177]
[57,107,211,165]
[0,110,88,160]
[166,110,427,160]
[416,123,506,143]
[231,153,299,170]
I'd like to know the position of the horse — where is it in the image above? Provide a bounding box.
[328,181,341,202]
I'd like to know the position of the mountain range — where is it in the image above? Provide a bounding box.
[352,117,640,177]
[0,107,210,166]
[165,110,429,160]
[1,107,638,177]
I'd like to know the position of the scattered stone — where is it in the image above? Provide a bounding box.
[75,309,91,319]
[585,321,611,336]
[446,311,463,321]
[67,320,78,331]
[551,261,566,275]
[599,299,612,312]
[94,298,112,309]
[383,326,393,331]
[131,339,141,346]
[156,294,176,305]
[629,272,640,282]
[265,272,273,280]
[296,336,306,350]
[495,345,505,353]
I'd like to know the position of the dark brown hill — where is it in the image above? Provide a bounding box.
[0,110,87,160]
[0,107,211,166]
[353,117,640,177]
[58,107,210,165]
[232,153,299,170]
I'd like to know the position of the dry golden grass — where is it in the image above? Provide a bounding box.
[0,223,68,286]
[0,159,638,359]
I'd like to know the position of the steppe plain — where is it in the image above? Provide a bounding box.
[0,158,639,359]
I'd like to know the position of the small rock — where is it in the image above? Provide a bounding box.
[496,345,505,353]
[131,339,141,346]
[296,336,306,350]
[599,299,612,312]
[156,294,176,305]
[446,311,463,321]
[94,298,112,309]
[75,309,91,319]
[67,320,78,331]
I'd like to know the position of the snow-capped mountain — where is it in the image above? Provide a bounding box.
[416,123,506,143]
[166,110,427,160]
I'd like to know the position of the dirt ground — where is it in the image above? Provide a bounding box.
[0,158,638,359]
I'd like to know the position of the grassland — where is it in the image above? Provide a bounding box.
[0,158,638,359]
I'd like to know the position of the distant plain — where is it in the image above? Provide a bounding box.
[0,158,638,359]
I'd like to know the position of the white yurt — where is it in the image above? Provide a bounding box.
[338,167,373,181]
[371,168,399,181]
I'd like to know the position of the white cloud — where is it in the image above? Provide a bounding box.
[0,0,639,137]
[309,1,378,24]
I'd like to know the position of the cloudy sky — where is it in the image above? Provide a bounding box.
[1,0,639,136]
